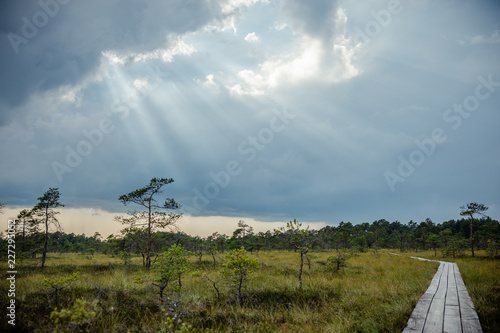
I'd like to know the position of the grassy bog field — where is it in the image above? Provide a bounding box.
[1,250,445,332]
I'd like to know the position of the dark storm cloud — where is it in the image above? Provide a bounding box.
[0,0,499,228]
[0,0,217,124]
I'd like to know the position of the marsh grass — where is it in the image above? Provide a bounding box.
[2,251,439,332]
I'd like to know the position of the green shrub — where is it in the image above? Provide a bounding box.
[442,237,466,258]
[42,272,79,307]
[153,244,189,300]
[326,253,348,273]
[486,239,498,258]
[50,298,98,333]
[158,310,194,333]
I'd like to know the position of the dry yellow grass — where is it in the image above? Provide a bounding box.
[2,250,442,332]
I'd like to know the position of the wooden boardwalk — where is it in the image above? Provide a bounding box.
[402,258,482,333]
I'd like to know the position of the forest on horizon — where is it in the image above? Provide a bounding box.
[3,214,499,261]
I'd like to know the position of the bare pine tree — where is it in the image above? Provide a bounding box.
[32,188,64,268]
[116,177,182,268]
[460,202,488,257]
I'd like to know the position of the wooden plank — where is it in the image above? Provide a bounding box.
[445,263,459,307]
[422,263,448,333]
[422,292,446,332]
[455,265,475,308]
[403,262,444,333]
[462,317,483,333]
[403,293,433,332]
[453,262,483,333]
[428,264,443,290]
[426,263,444,295]
[443,263,462,333]
[443,304,462,333]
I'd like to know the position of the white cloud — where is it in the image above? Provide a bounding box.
[458,30,500,45]
[227,7,359,96]
[228,34,359,96]
[220,0,269,14]
[244,32,259,42]
[471,30,500,44]
[274,21,288,31]
[132,78,149,91]
[102,36,196,65]
[206,0,269,33]
[196,74,220,91]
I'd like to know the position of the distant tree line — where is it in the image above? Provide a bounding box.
[1,181,498,264]
[2,215,498,262]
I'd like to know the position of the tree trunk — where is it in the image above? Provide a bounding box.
[146,203,152,268]
[212,280,220,300]
[470,214,475,257]
[41,207,49,269]
[298,249,308,289]
[159,282,167,300]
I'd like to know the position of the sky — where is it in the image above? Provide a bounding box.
[1,0,499,237]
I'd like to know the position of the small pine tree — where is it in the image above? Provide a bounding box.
[221,247,259,305]
[486,239,497,259]
[153,244,189,300]
[426,234,441,257]
[274,219,311,289]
